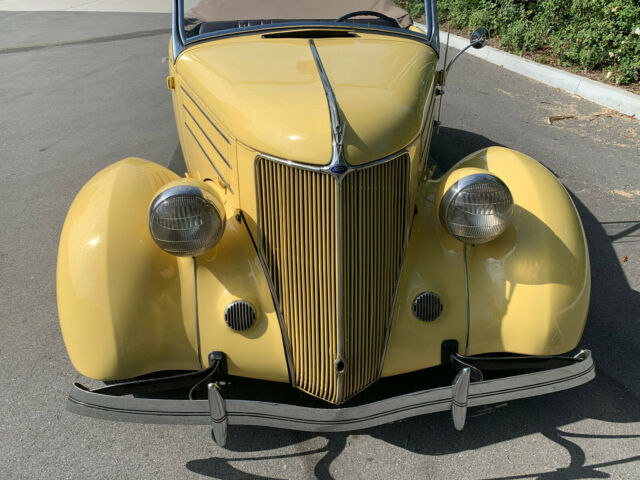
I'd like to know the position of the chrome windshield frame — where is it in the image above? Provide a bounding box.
[424,0,439,52]
[171,0,440,62]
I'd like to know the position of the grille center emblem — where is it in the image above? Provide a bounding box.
[330,165,347,175]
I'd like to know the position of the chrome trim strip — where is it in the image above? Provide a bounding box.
[377,203,416,377]
[239,212,296,386]
[182,105,231,168]
[336,161,345,404]
[308,39,346,179]
[419,87,438,182]
[184,122,234,194]
[463,244,471,355]
[257,149,410,176]
[180,86,231,144]
[193,257,203,370]
[67,350,594,431]
[308,38,346,401]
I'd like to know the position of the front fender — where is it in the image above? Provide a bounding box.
[382,146,590,377]
[57,158,198,380]
[58,158,290,383]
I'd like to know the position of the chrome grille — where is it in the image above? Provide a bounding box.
[256,155,409,403]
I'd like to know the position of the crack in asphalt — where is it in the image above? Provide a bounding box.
[0,28,171,55]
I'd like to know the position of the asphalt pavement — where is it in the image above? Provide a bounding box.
[1,11,639,480]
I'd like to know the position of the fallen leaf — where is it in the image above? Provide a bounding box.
[612,189,634,198]
[546,115,576,125]
[622,256,628,262]
[588,112,615,121]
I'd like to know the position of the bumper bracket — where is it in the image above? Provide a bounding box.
[451,367,471,431]
[208,383,228,447]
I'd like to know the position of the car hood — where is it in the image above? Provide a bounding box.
[175,33,437,166]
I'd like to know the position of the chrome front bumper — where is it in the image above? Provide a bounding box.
[68,350,594,446]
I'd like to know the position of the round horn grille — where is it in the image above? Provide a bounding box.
[224,301,257,331]
[412,292,443,322]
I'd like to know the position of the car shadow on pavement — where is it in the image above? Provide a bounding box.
[429,126,505,173]
[184,128,640,480]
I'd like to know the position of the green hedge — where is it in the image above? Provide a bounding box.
[396,0,640,84]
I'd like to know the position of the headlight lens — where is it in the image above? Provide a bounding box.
[440,173,513,244]
[149,185,224,256]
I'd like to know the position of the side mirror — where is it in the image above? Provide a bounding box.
[444,26,490,73]
[470,27,489,49]
[435,26,490,131]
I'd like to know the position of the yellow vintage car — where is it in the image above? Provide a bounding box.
[58,0,594,446]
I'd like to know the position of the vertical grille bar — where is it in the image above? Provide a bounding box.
[257,155,409,403]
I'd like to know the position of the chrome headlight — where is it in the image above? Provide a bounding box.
[149,185,224,256]
[440,173,513,244]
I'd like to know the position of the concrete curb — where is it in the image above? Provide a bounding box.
[437,30,640,118]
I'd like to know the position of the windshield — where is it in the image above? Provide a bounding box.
[174,0,438,55]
